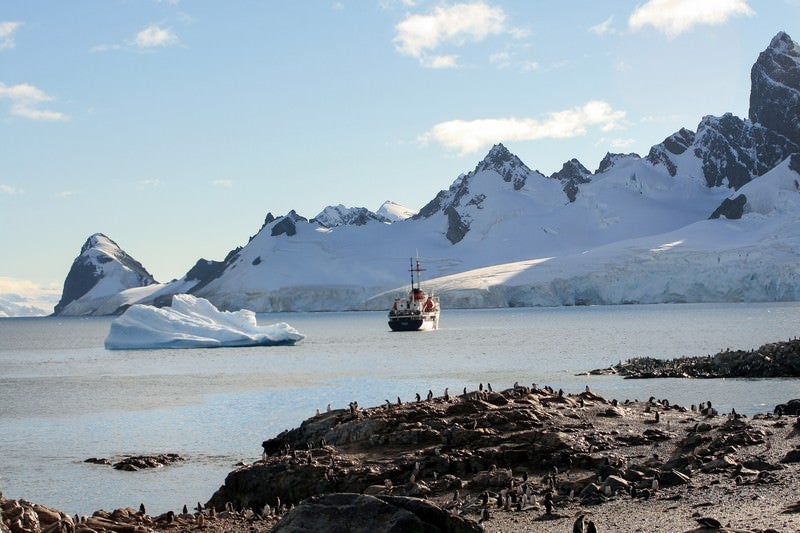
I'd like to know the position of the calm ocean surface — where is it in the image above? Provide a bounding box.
[1,302,799,516]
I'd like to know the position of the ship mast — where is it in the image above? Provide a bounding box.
[409,256,425,291]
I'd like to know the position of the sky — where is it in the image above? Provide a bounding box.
[1,0,799,309]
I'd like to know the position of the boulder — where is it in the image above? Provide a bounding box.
[780,448,800,464]
[272,493,481,533]
[774,399,800,416]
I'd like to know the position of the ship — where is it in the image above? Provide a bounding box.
[388,257,440,331]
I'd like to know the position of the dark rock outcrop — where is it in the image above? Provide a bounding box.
[709,194,747,220]
[271,210,309,237]
[550,159,592,202]
[750,31,800,149]
[273,493,481,533]
[112,453,185,471]
[774,399,800,416]
[597,338,800,378]
[184,247,242,294]
[646,128,696,177]
[694,113,798,189]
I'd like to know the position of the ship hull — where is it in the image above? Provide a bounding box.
[388,313,439,332]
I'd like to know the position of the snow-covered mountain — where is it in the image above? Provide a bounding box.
[377,201,417,222]
[53,32,800,316]
[53,234,162,315]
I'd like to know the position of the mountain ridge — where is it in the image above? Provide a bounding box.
[53,31,800,316]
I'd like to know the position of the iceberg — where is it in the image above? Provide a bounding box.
[104,294,305,350]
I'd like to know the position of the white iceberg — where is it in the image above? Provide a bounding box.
[104,294,305,350]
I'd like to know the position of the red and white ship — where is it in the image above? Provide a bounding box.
[387,258,440,331]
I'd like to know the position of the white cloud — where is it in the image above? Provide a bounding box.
[1,184,23,194]
[426,54,458,68]
[628,0,754,37]
[609,138,637,149]
[135,24,178,48]
[521,60,539,72]
[212,179,233,188]
[90,43,122,53]
[0,21,22,50]
[0,277,60,316]
[590,15,616,36]
[420,100,626,154]
[0,82,68,121]
[489,51,511,69]
[394,2,511,67]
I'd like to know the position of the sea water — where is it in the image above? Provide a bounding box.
[1,302,799,516]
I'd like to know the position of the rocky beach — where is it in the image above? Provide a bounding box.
[3,375,800,532]
[588,339,800,380]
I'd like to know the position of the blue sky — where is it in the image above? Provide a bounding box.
[1,0,798,306]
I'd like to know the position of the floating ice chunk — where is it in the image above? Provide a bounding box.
[104,294,304,350]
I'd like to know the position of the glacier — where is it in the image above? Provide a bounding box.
[104,294,305,350]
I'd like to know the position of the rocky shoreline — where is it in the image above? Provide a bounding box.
[4,381,799,532]
[586,339,800,379]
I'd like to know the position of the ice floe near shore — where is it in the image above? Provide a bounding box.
[104,294,304,350]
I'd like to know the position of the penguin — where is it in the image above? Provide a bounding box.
[138,503,146,515]
[586,520,598,533]
[695,517,721,528]
[487,383,493,392]
[573,514,588,533]
[444,387,450,401]
[416,392,421,402]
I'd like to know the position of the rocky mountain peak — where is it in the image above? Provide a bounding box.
[550,158,592,203]
[749,31,800,148]
[54,233,156,315]
[474,143,530,190]
[645,128,697,177]
[270,210,309,237]
[550,158,591,183]
[313,204,390,228]
[596,152,641,174]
